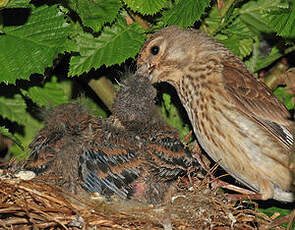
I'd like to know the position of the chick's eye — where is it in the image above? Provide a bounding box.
[150,46,160,55]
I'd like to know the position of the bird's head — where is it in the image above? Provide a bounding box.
[112,73,157,131]
[136,25,217,87]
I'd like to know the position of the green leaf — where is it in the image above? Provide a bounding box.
[241,0,295,55]
[254,46,283,72]
[274,86,295,109]
[162,0,210,28]
[0,5,73,84]
[239,0,280,35]
[216,31,254,59]
[202,6,222,35]
[218,35,253,59]
[68,16,146,76]
[21,77,70,107]
[10,114,42,159]
[68,0,121,32]
[214,15,255,59]
[162,92,172,111]
[202,7,240,36]
[123,0,167,15]
[0,94,27,126]
[240,0,295,38]
[265,1,295,38]
[239,38,254,58]
[0,0,9,8]
[0,126,24,150]
[5,0,30,8]
[222,15,254,38]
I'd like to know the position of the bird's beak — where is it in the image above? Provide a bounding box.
[136,63,156,83]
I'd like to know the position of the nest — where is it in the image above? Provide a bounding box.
[0,169,287,230]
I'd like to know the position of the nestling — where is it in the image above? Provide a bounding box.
[137,25,294,202]
[24,74,197,204]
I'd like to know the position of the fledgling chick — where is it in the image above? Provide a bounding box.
[110,74,196,203]
[24,74,198,204]
[24,103,95,194]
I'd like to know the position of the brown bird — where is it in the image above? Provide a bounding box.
[137,25,294,202]
[24,74,196,204]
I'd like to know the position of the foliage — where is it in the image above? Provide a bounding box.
[68,16,146,76]
[0,0,293,157]
[0,126,23,151]
[161,0,211,28]
[0,0,294,224]
[0,5,73,84]
[258,207,295,229]
[274,86,295,109]
[0,0,294,158]
[67,0,121,32]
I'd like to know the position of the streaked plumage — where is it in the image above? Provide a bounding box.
[24,74,197,204]
[136,25,294,202]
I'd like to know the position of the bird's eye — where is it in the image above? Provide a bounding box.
[150,46,160,55]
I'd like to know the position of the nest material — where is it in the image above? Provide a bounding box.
[0,171,286,230]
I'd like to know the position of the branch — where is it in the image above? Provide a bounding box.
[88,76,115,112]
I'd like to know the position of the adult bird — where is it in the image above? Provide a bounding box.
[137,25,294,202]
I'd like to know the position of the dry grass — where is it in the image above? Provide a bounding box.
[0,168,288,230]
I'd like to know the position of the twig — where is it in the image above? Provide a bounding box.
[127,10,151,30]
[263,61,288,90]
[18,184,71,207]
[88,76,115,112]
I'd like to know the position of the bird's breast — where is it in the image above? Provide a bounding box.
[178,76,292,192]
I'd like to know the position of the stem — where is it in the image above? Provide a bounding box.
[284,45,295,56]
[219,0,236,18]
[263,46,295,90]
[126,9,150,30]
[202,0,237,36]
[264,62,288,90]
[88,76,115,112]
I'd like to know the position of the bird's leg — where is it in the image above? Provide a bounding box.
[212,179,260,201]
[221,178,274,201]
[191,142,211,173]
[211,179,255,195]
[191,142,228,186]
[211,178,275,202]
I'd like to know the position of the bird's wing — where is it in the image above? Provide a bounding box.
[146,126,197,180]
[222,62,293,148]
[79,144,141,199]
[25,129,65,174]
